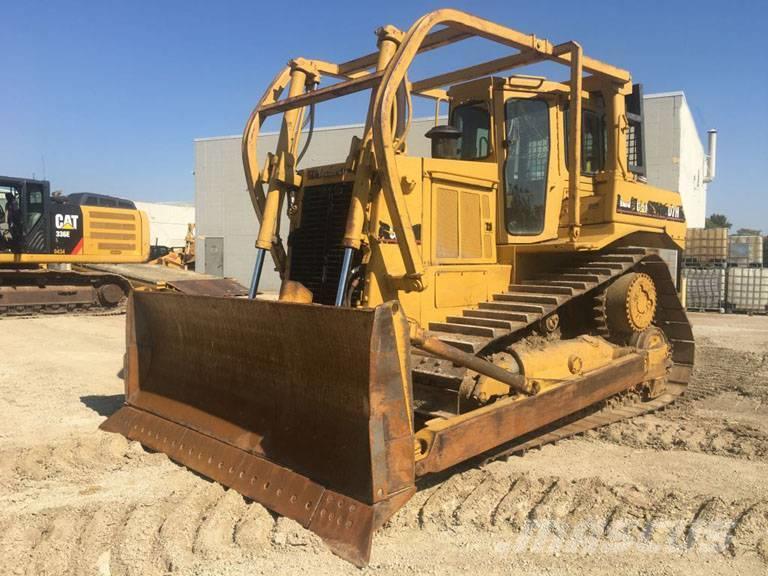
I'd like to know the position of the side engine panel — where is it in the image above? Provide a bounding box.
[50,203,85,255]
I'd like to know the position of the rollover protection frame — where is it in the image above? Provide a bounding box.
[240,7,630,296]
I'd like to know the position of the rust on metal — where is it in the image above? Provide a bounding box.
[165,278,248,297]
[102,292,415,565]
[414,353,646,475]
[410,327,537,395]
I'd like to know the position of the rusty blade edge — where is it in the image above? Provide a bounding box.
[100,405,395,567]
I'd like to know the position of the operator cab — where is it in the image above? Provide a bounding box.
[0,176,47,253]
[423,75,646,243]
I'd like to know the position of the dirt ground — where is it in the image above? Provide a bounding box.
[1,311,767,575]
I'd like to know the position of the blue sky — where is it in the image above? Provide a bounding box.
[2,0,766,229]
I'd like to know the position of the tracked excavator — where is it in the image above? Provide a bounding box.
[102,9,694,565]
[0,176,150,314]
[0,177,244,314]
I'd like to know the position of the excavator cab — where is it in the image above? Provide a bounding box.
[0,177,46,253]
[102,9,693,566]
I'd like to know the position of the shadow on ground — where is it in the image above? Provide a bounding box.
[80,394,125,417]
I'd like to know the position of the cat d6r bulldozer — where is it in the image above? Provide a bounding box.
[102,9,694,565]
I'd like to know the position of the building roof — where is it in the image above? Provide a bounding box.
[193,116,442,143]
[644,91,685,100]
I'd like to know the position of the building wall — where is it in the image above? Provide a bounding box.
[134,201,195,247]
[194,118,435,290]
[643,92,709,228]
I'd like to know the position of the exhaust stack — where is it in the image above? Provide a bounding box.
[704,129,717,183]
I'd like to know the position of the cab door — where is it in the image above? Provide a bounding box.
[21,179,49,253]
[496,93,562,244]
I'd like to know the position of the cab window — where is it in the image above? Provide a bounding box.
[24,185,44,234]
[504,98,550,235]
[564,108,606,174]
[581,110,605,173]
[451,101,491,159]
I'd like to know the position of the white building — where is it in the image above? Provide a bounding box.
[134,201,195,248]
[643,92,713,228]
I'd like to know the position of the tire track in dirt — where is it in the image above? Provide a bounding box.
[68,502,132,576]
[385,465,768,561]
[0,431,283,576]
[591,345,768,461]
[593,411,768,461]
[28,510,90,576]
[156,482,225,572]
[110,499,175,576]
[0,432,162,492]
[2,440,767,574]
[3,339,768,574]
[683,344,768,403]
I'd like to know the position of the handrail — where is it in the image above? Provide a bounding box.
[373,10,610,282]
[258,71,384,118]
[373,9,554,282]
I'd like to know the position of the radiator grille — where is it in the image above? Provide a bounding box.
[88,209,140,254]
[460,192,482,258]
[436,187,459,258]
[288,183,352,305]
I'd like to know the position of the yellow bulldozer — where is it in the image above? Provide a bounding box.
[102,9,694,565]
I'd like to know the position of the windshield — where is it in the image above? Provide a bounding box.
[504,98,550,235]
[451,101,491,159]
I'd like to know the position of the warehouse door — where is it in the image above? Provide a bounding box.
[203,236,223,276]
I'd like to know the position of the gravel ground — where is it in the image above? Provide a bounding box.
[1,311,767,575]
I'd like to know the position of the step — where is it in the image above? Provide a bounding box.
[608,247,648,255]
[570,268,619,279]
[463,308,534,324]
[492,292,563,305]
[592,255,638,264]
[428,322,501,339]
[571,266,619,276]
[521,279,590,290]
[446,315,525,332]
[478,301,550,315]
[508,283,574,296]
[538,273,605,284]
[580,262,625,271]
[426,332,489,353]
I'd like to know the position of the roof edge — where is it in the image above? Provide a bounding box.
[194,116,445,143]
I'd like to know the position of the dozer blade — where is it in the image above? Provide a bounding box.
[101,292,416,566]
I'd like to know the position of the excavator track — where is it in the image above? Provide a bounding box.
[412,247,694,452]
[0,266,248,318]
[0,269,131,318]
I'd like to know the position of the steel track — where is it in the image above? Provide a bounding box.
[0,269,130,318]
[414,247,694,456]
